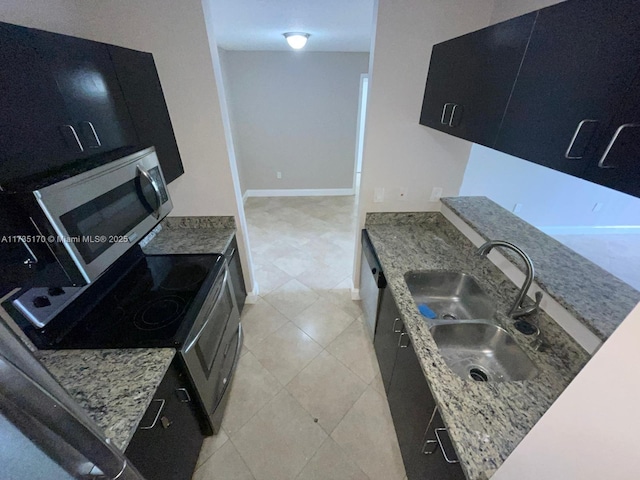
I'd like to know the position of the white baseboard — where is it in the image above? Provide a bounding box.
[539,225,640,236]
[244,188,355,198]
[351,288,361,301]
[245,292,259,304]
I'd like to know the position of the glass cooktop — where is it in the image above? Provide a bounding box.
[23,251,224,349]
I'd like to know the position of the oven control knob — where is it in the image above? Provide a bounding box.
[48,287,65,296]
[33,296,51,308]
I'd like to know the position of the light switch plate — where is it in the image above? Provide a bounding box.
[374,187,384,203]
[430,187,443,202]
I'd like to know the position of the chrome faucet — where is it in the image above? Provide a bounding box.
[476,240,543,319]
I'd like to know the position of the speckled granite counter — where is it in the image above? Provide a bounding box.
[441,197,640,340]
[142,216,235,255]
[365,212,590,480]
[36,348,175,451]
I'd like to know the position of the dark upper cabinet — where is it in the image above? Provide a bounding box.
[419,13,536,147]
[494,0,640,178]
[581,69,640,197]
[0,21,184,188]
[108,45,184,183]
[31,30,139,155]
[419,0,640,198]
[0,23,79,184]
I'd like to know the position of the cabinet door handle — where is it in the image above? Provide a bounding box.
[392,318,402,333]
[398,332,410,348]
[448,104,458,127]
[564,119,598,159]
[60,125,84,152]
[441,103,455,125]
[139,399,165,429]
[81,121,102,148]
[598,123,640,168]
[175,388,191,403]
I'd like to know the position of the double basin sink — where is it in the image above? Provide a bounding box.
[405,271,538,383]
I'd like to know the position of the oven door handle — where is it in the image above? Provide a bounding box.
[184,268,229,353]
[137,165,162,219]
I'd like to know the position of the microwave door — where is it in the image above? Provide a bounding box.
[0,322,146,480]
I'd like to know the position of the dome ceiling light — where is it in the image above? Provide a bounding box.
[283,32,310,50]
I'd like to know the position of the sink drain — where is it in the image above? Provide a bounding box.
[469,367,489,382]
[442,313,457,320]
[514,320,538,336]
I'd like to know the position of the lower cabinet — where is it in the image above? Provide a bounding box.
[375,288,466,479]
[125,359,205,480]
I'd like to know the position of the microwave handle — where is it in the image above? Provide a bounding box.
[137,165,162,219]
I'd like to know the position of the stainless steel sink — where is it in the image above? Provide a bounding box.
[404,271,495,321]
[429,322,538,382]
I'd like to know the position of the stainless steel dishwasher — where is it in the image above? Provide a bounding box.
[359,230,386,341]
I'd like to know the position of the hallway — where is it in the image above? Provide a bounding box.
[192,196,406,480]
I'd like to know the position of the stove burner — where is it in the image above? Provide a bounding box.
[133,296,186,331]
[160,263,208,291]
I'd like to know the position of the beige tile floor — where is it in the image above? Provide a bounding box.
[192,196,406,480]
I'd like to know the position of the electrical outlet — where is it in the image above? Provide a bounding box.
[276,171,282,179]
[429,187,443,202]
[592,202,603,212]
[374,187,385,203]
[398,187,408,201]
[513,203,523,213]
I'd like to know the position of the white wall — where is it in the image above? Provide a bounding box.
[353,0,495,286]
[0,0,255,294]
[461,145,640,231]
[357,0,495,217]
[221,51,369,194]
[493,301,640,480]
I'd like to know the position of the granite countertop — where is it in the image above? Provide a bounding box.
[36,348,175,451]
[365,212,590,480]
[142,216,236,255]
[441,197,640,340]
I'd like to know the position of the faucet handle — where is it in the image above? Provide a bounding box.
[512,291,544,319]
[533,291,543,307]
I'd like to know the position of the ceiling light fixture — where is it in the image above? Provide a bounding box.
[283,32,310,50]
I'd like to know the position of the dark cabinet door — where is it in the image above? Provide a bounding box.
[420,13,536,147]
[0,23,78,185]
[373,287,402,393]
[495,0,640,177]
[387,331,466,480]
[126,360,205,480]
[108,45,184,183]
[582,70,640,198]
[31,30,138,155]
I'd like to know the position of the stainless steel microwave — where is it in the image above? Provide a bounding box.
[0,147,172,288]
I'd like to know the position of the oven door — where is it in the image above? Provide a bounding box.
[34,147,172,283]
[181,266,241,434]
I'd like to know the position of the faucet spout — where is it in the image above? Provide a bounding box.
[476,240,542,319]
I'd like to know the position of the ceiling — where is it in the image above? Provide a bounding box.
[208,0,375,52]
